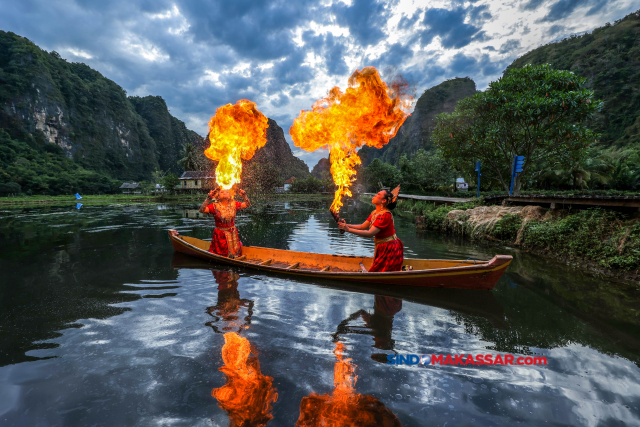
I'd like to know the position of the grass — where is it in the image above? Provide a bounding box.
[0,192,334,207]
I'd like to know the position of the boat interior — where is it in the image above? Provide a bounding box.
[177,235,489,273]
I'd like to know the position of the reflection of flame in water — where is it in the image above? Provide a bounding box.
[296,342,402,427]
[212,332,278,427]
[206,271,253,334]
[204,100,269,190]
[290,67,411,213]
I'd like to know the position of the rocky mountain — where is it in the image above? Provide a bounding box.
[360,77,477,166]
[247,119,310,181]
[311,157,330,179]
[508,10,640,149]
[129,96,202,175]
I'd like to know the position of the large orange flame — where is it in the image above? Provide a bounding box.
[212,332,278,427]
[205,100,269,190]
[295,342,402,427]
[290,67,411,213]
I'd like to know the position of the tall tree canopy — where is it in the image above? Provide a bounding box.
[433,64,603,194]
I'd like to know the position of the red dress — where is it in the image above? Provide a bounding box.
[208,202,243,257]
[366,210,404,272]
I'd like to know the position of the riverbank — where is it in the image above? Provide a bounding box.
[384,196,640,282]
[0,192,334,207]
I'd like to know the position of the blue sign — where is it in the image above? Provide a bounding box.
[475,161,481,198]
[75,193,83,200]
[509,155,526,195]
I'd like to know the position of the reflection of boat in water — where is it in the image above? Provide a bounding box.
[171,252,507,328]
[296,342,402,427]
[212,332,278,427]
[168,229,512,290]
[206,270,254,334]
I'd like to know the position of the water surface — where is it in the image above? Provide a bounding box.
[1,201,639,426]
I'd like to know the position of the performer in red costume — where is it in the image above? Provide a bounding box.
[338,186,403,272]
[199,187,251,257]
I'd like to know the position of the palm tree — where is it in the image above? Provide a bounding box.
[178,143,199,171]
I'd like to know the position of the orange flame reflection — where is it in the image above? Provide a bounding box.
[212,332,278,427]
[295,342,402,427]
[205,100,269,190]
[290,67,411,213]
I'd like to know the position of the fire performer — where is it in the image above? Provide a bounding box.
[338,186,403,272]
[199,187,251,258]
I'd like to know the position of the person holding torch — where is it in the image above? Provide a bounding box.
[338,186,404,272]
[199,187,251,258]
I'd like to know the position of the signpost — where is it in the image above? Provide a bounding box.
[509,156,525,195]
[475,161,481,198]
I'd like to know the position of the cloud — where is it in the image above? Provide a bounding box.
[419,6,491,49]
[0,0,637,167]
[331,0,390,46]
[499,39,521,54]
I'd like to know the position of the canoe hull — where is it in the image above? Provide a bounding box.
[168,230,511,290]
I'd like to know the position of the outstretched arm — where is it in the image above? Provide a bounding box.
[340,220,371,230]
[339,222,381,238]
[237,188,251,209]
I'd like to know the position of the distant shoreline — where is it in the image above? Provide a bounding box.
[0,193,334,208]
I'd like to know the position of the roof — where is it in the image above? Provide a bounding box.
[284,176,297,184]
[119,182,141,189]
[180,171,215,179]
[456,178,466,183]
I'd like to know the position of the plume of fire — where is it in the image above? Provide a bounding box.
[212,332,278,427]
[290,67,412,213]
[295,342,402,427]
[205,100,269,190]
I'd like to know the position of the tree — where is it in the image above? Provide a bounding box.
[178,143,200,171]
[160,173,180,195]
[399,149,456,192]
[433,64,603,194]
[360,158,402,191]
[291,176,323,193]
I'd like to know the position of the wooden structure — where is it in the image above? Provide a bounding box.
[119,182,142,194]
[487,194,640,209]
[168,230,512,290]
[179,171,215,191]
[284,176,296,191]
[364,193,472,206]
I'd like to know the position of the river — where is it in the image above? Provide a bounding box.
[1,200,639,426]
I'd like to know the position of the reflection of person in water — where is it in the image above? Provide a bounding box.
[333,296,402,363]
[206,270,253,334]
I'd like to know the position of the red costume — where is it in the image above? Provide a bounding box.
[366,210,403,272]
[207,201,243,257]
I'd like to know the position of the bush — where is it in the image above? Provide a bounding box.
[0,181,21,195]
[491,214,522,241]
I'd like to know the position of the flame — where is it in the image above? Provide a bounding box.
[290,67,411,213]
[205,100,269,190]
[212,332,278,427]
[295,342,402,427]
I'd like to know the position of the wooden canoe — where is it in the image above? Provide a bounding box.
[168,229,512,290]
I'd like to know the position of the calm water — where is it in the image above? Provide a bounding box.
[1,200,640,426]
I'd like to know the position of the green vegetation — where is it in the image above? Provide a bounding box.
[0,129,118,195]
[290,176,332,193]
[433,64,602,194]
[396,196,640,277]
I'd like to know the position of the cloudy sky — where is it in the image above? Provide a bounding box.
[1,0,637,167]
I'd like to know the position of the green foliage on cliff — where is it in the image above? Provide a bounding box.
[129,96,202,174]
[0,129,118,195]
[508,10,640,150]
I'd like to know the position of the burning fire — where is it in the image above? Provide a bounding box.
[290,67,412,213]
[212,332,278,427]
[205,100,269,190]
[295,342,402,427]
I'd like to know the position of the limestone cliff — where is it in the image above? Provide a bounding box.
[360,77,477,166]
